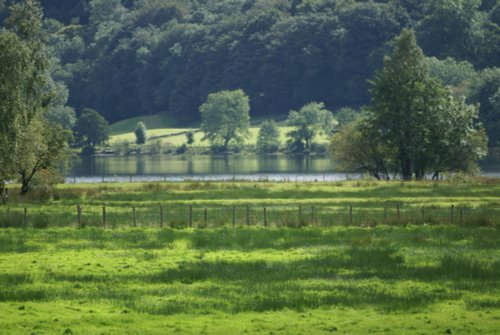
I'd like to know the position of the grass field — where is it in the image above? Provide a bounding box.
[108,126,331,148]
[1,180,499,334]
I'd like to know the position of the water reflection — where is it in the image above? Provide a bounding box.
[69,155,335,176]
[68,154,500,182]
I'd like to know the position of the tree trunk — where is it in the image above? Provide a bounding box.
[401,158,412,181]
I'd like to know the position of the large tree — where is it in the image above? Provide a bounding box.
[333,29,487,180]
[200,89,251,152]
[0,0,62,195]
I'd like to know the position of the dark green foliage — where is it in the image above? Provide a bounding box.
[333,30,487,180]
[286,102,335,153]
[134,121,147,145]
[3,0,498,138]
[200,89,251,152]
[257,120,280,153]
[73,108,109,150]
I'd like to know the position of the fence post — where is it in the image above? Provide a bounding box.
[299,206,302,227]
[349,205,353,226]
[246,206,250,226]
[24,208,28,229]
[77,205,81,228]
[450,205,454,225]
[397,204,400,223]
[204,208,208,227]
[102,206,106,228]
[460,207,464,225]
[311,206,315,225]
[160,206,164,228]
[189,205,193,228]
[264,207,267,227]
[133,207,137,227]
[232,205,236,227]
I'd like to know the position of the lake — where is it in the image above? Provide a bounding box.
[68,155,500,183]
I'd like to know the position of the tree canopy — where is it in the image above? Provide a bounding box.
[200,89,251,152]
[6,0,495,133]
[332,30,487,180]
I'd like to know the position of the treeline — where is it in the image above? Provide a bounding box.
[0,0,497,144]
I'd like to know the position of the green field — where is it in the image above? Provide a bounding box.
[1,181,499,334]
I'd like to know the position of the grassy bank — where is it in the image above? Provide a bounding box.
[0,180,499,334]
[1,179,500,229]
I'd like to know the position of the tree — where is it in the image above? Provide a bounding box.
[135,121,147,144]
[16,119,72,194]
[469,68,500,147]
[257,120,280,153]
[0,0,61,195]
[368,29,486,180]
[74,108,109,152]
[200,89,250,152]
[286,102,335,153]
[330,116,395,180]
[186,131,195,146]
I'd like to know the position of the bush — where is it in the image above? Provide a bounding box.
[135,122,147,145]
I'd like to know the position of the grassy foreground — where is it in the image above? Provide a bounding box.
[0,180,499,334]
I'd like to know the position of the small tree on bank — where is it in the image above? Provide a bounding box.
[200,89,250,152]
[257,120,280,153]
[286,102,336,153]
[74,108,109,153]
[135,121,147,144]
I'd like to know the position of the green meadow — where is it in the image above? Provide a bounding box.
[0,180,499,334]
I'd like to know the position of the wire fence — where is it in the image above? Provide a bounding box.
[0,203,498,229]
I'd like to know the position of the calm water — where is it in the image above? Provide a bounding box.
[68,155,500,183]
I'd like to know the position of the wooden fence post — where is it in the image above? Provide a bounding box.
[264,207,267,227]
[397,204,400,223]
[189,205,193,228]
[246,206,250,226]
[450,205,454,225]
[160,206,164,228]
[24,208,28,229]
[311,206,315,225]
[232,205,236,227]
[102,206,106,228]
[460,207,464,225]
[133,207,137,227]
[204,208,208,227]
[298,205,303,227]
[349,205,353,226]
[77,205,81,228]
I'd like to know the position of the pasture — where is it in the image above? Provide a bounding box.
[0,180,499,334]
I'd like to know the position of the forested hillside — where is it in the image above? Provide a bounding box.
[1,0,499,144]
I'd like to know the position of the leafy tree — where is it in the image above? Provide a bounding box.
[257,120,280,153]
[0,0,62,195]
[16,119,72,195]
[186,131,195,146]
[470,68,500,147]
[417,0,486,66]
[330,116,395,180]
[286,102,335,153]
[74,108,109,152]
[135,121,147,144]
[369,29,487,180]
[200,89,251,152]
[334,107,358,129]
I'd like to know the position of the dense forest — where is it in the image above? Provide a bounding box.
[1,0,499,145]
